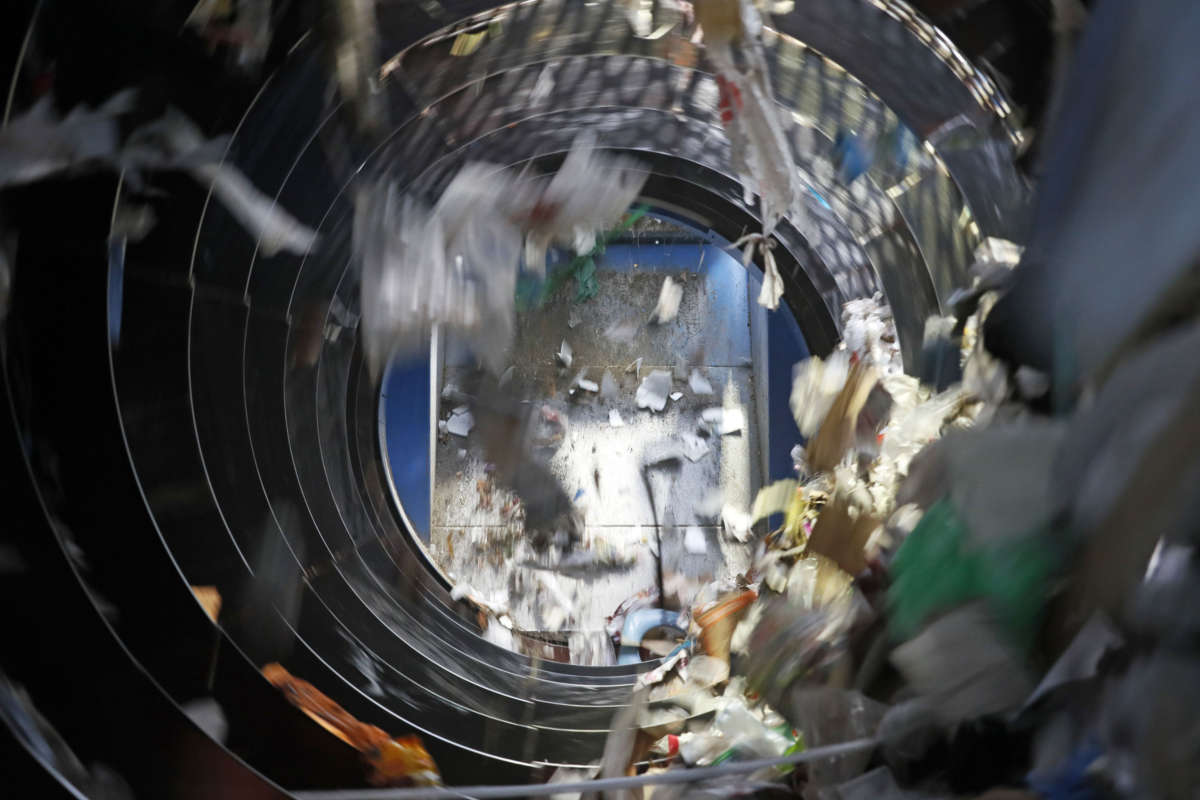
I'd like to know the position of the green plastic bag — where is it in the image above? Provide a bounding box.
[888,499,1058,652]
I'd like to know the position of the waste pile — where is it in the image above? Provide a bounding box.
[548,203,1200,798]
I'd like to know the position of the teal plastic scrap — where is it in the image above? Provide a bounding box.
[888,499,1059,652]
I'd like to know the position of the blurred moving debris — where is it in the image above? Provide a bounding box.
[0,674,135,800]
[0,87,314,286]
[191,585,222,622]
[651,276,684,324]
[355,133,645,376]
[324,0,386,134]
[263,663,441,787]
[185,0,274,74]
[444,406,474,437]
[698,0,802,310]
[636,369,674,412]
[121,106,320,256]
[571,213,1109,795]
[0,90,135,188]
[181,697,229,744]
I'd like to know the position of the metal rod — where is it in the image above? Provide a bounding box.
[294,737,876,800]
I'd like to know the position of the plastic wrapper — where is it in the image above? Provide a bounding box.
[733,231,785,310]
[709,697,794,760]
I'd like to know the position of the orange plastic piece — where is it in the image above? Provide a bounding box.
[262,663,441,786]
[694,589,758,663]
[370,735,441,787]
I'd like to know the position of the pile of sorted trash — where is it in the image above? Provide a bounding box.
[545,213,1200,798]
[539,271,983,796]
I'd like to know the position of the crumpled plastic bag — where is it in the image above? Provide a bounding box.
[805,494,881,578]
[887,499,1059,652]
